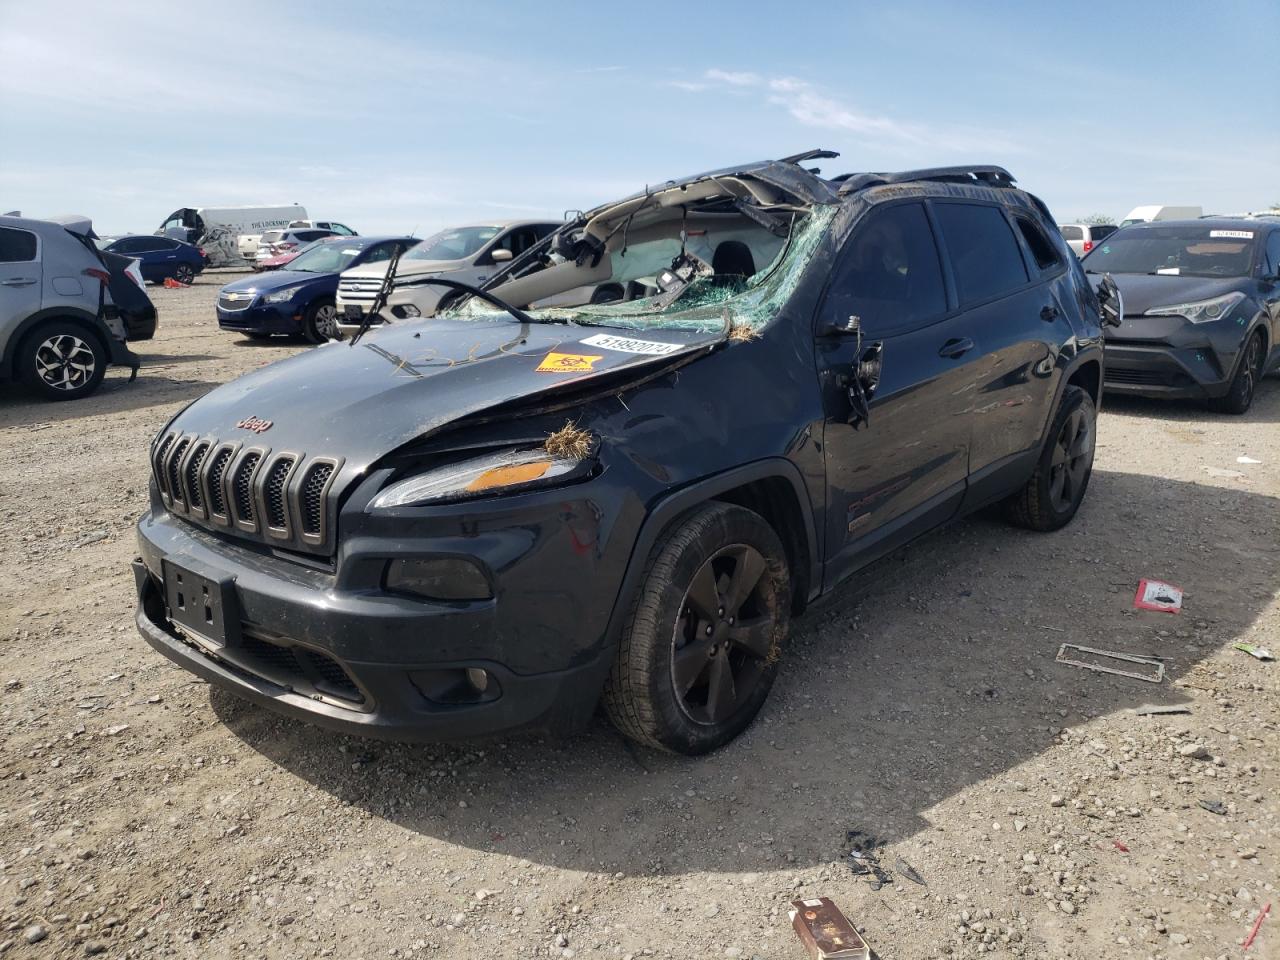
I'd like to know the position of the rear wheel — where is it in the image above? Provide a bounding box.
[603,502,790,755]
[1208,330,1265,415]
[172,262,195,285]
[1005,385,1096,531]
[18,321,108,401]
[302,298,338,343]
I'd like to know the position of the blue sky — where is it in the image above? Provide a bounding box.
[2,0,1276,236]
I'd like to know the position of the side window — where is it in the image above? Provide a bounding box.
[534,223,560,240]
[1264,232,1280,277]
[0,227,38,262]
[331,223,355,236]
[1093,224,1118,242]
[1015,216,1064,273]
[827,201,947,336]
[1060,225,1083,241]
[112,238,142,254]
[934,202,1029,305]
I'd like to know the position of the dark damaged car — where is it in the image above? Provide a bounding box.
[1083,219,1280,413]
[133,153,1116,754]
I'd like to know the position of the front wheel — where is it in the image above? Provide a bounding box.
[302,298,338,343]
[17,322,108,401]
[1208,330,1265,415]
[1005,385,1096,531]
[603,502,790,755]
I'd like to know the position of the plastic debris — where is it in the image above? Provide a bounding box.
[844,829,891,890]
[789,897,871,960]
[1242,902,1271,950]
[1198,799,1227,816]
[1056,644,1165,683]
[1134,703,1192,716]
[894,857,926,885]
[1205,466,1246,479]
[1133,579,1183,614]
[1233,641,1275,661]
[1112,839,1130,853]
[1237,455,1262,464]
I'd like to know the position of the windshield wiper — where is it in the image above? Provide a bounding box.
[398,276,565,325]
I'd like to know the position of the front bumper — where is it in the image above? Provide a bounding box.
[217,303,301,335]
[132,482,626,740]
[1104,316,1249,399]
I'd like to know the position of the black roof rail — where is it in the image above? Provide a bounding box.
[837,165,1016,195]
[779,148,840,165]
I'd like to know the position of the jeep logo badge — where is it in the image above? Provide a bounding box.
[235,416,273,434]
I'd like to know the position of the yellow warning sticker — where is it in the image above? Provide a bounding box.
[536,352,603,373]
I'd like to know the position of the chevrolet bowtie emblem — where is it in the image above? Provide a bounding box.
[235,416,273,434]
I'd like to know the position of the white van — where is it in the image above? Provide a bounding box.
[1119,205,1202,226]
[155,206,307,266]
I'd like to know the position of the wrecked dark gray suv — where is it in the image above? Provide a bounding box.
[134,152,1111,754]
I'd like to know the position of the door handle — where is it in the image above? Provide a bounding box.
[938,337,974,359]
[0,277,37,286]
[1040,304,1060,322]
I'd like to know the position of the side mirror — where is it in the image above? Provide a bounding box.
[490,248,513,263]
[1095,273,1124,328]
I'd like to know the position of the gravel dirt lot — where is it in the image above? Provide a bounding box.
[1,273,1276,960]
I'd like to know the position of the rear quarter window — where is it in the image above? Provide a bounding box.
[935,202,1030,304]
[0,227,39,262]
[1091,224,1118,241]
[1060,225,1083,241]
[1016,216,1065,273]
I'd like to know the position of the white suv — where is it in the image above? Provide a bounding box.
[335,220,560,335]
[0,215,142,400]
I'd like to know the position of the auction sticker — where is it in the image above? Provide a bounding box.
[579,333,684,356]
[536,352,603,373]
[1209,230,1253,239]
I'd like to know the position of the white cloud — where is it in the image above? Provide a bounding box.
[765,77,921,143]
[704,69,761,87]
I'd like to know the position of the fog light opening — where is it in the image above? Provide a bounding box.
[465,667,490,694]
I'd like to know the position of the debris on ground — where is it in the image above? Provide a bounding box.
[1242,902,1271,950]
[1133,578,1184,613]
[1237,455,1262,464]
[894,857,925,885]
[1055,643,1165,683]
[1233,641,1276,661]
[1134,703,1192,715]
[1198,799,1228,815]
[790,897,871,960]
[1205,465,1247,479]
[844,830,892,891]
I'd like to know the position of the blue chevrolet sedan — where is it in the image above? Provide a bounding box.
[216,236,416,342]
[102,235,207,285]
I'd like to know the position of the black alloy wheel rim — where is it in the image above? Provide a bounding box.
[34,334,96,391]
[670,543,776,725]
[1240,334,1263,404]
[175,263,194,284]
[1049,406,1093,513]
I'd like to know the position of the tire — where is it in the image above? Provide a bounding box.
[1208,330,1264,415]
[173,262,195,285]
[1005,385,1096,532]
[17,321,108,401]
[603,501,791,755]
[302,298,338,344]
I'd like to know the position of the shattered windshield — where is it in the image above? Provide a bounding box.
[444,205,836,333]
[405,226,501,262]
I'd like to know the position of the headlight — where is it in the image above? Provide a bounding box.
[369,448,589,509]
[1147,291,1246,324]
[263,286,301,304]
[401,304,421,318]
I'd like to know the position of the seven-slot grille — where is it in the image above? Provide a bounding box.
[151,430,342,553]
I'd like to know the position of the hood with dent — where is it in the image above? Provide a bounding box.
[166,318,722,477]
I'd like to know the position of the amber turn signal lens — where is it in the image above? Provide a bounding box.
[465,460,551,492]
